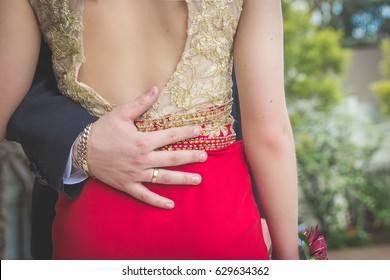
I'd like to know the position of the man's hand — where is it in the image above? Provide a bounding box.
[86,86,207,209]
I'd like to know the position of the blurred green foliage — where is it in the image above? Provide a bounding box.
[291,98,389,248]
[371,39,390,115]
[283,1,350,109]
[282,0,390,248]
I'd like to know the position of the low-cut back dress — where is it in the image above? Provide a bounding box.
[29,0,269,259]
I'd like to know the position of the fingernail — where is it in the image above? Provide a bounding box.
[193,128,201,136]
[192,175,201,185]
[199,152,207,162]
[149,86,157,96]
[165,201,174,209]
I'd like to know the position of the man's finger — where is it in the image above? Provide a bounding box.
[116,86,160,121]
[140,168,202,186]
[148,150,207,167]
[125,183,175,209]
[146,126,201,150]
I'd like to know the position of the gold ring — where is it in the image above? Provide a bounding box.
[151,168,159,183]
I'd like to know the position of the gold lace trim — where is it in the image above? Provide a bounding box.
[29,0,113,117]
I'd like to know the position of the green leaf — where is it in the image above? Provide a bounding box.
[298,233,311,259]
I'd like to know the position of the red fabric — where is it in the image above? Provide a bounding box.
[52,141,269,259]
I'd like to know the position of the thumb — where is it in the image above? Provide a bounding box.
[116,86,159,121]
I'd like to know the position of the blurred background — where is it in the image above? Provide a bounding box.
[0,0,389,260]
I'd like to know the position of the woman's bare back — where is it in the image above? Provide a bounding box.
[79,0,188,105]
[28,0,242,118]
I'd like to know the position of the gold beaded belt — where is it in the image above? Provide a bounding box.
[135,104,236,151]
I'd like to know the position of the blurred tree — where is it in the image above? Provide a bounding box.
[291,97,388,247]
[282,0,350,111]
[305,0,390,47]
[283,1,390,248]
[371,39,390,115]
[0,141,33,259]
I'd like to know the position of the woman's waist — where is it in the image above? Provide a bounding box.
[135,104,236,151]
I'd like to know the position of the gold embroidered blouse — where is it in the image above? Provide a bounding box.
[29,0,243,148]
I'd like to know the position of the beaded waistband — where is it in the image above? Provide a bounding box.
[135,104,236,151]
[158,134,236,151]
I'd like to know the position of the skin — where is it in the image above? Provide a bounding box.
[79,0,189,105]
[0,0,41,141]
[234,0,299,259]
[0,0,297,258]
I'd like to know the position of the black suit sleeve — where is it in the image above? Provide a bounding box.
[5,41,97,198]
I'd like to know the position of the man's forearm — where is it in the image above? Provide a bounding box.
[6,76,96,197]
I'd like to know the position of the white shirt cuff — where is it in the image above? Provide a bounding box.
[63,147,88,185]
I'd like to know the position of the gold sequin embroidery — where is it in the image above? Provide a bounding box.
[29,0,113,117]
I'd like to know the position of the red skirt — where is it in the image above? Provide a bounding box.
[52,141,269,259]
